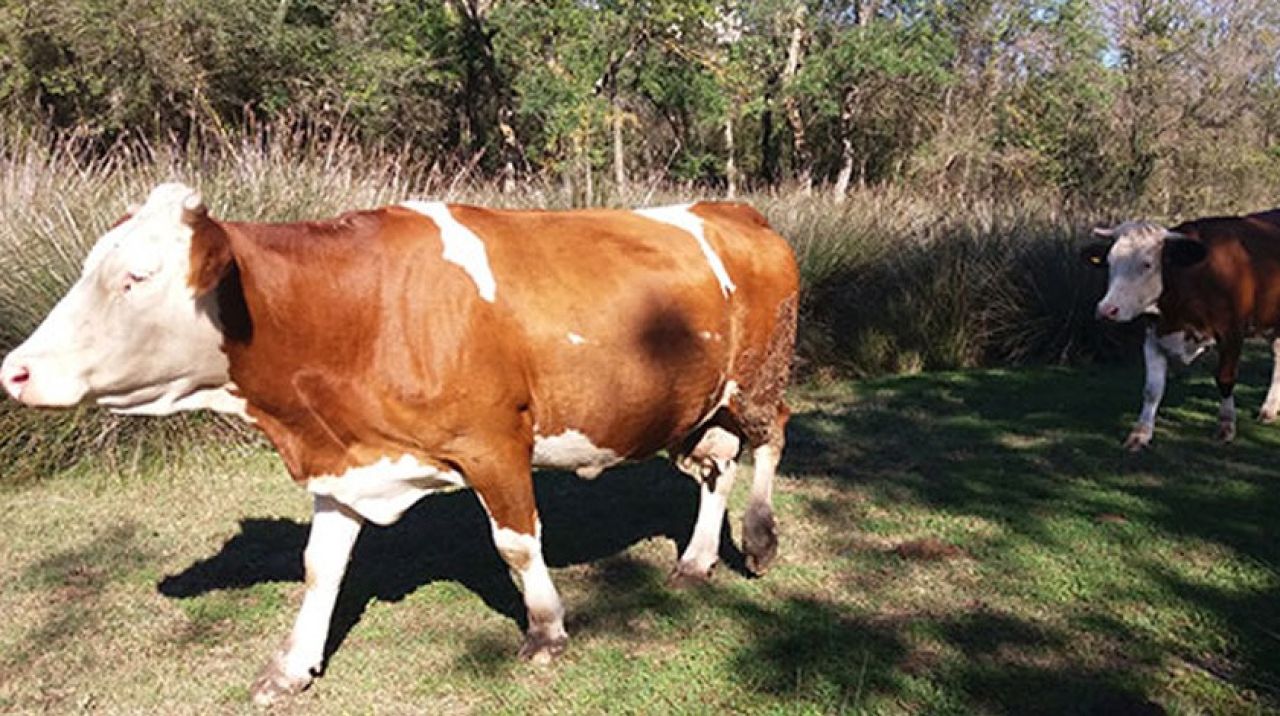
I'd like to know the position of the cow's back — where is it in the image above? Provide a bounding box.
[450,203,798,460]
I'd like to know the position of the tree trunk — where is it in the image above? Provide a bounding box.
[781,2,810,193]
[613,100,627,195]
[833,88,857,202]
[760,82,778,185]
[857,0,881,27]
[833,137,854,203]
[724,114,737,199]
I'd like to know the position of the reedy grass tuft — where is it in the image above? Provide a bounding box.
[0,123,1141,484]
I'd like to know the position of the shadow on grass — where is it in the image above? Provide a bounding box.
[153,349,1279,712]
[159,461,744,661]
[784,348,1280,709]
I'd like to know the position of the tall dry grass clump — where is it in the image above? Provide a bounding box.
[0,122,1135,484]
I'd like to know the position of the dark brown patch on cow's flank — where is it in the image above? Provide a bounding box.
[637,298,701,366]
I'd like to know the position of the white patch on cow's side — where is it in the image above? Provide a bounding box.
[306,454,466,525]
[1156,330,1214,365]
[634,204,736,297]
[400,201,497,302]
[567,332,587,345]
[532,429,620,478]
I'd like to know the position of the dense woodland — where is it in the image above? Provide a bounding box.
[3,0,1280,210]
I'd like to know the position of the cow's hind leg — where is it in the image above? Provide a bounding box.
[734,295,796,575]
[251,494,364,706]
[742,407,787,575]
[1259,337,1280,423]
[470,459,568,664]
[671,423,741,586]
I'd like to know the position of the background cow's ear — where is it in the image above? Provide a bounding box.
[1163,236,1208,268]
[1080,241,1111,268]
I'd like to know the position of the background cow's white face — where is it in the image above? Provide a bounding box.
[1081,221,1206,322]
[0,183,231,413]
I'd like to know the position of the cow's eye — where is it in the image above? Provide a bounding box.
[1142,261,1154,270]
[122,271,150,293]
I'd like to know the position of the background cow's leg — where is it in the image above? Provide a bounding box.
[471,462,567,664]
[252,494,363,706]
[1126,326,1167,451]
[1216,333,1243,442]
[1258,337,1280,422]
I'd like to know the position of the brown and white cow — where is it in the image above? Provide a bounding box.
[1081,209,1280,450]
[0,183,799,705]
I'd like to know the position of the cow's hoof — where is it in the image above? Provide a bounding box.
[250,653,313,707]
[518,632,568,665]
[1122,428,1152,452]
[1216,422,1237,443]
[743,504,778,576]
[1259,409,1278,424]
[667,562,714,589]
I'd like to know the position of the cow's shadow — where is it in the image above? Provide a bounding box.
[158,460,742,660]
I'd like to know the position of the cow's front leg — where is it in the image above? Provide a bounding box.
[471,458,567,665]
[251,494,363,706]
[1259,337,1280,423]
[1126,326,1167,451]
[1216,333,1243,443]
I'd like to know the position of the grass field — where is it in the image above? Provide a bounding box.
[2,350,1279,715]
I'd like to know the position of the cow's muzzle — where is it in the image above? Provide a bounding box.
[1,357,31,402]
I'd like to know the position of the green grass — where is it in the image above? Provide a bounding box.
[2,352,1278,714]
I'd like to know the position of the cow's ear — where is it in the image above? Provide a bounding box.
[1163,233,1207,268]
[186,210,234,295]
[1080,241,1111,268]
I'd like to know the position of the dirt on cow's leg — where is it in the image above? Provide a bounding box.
[743,439,782,575]
[733,296,795,576]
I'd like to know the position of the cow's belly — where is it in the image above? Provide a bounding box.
[527,340,730,477]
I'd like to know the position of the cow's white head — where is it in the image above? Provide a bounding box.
[1081,220,1208,322]
[0,182,233,414]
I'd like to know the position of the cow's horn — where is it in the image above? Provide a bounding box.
[182,190,204,213]
[1092,226,1116,238]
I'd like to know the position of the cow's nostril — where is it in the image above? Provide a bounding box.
[2,363,31,399]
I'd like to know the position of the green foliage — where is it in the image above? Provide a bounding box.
[1,0,1278,205]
